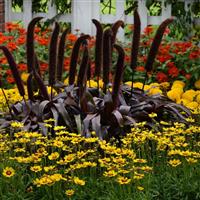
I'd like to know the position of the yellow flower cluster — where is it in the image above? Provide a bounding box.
[166,80,200,112]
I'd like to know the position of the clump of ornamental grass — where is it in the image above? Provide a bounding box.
[0,10,191,139]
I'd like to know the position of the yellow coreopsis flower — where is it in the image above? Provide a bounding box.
[30,165,42,172]
[48,152,60,160]
[117,176,131,185]
[65,189,75,196]
[74,177,85,186]
[103,170,117,177]
[168,159,181,167]
[10,121,24,128]
[2,167,15,178]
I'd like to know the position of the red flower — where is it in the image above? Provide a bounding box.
[143,26,154,35]
[167,61,175,68]
[157,55,172,63]
[17,36,26,45]
[36,37,49,46]
[185,74,191,80]
[40,62,48,71]
[125,55,131,63]
[6,69,12,75]
[67,34,77,42]
[189,50,200,59]
[168,66,179,78]
[18,63,27,71]
[136,66,145,72]
[156,72,168,82]
[7,42,17,51]
[7,76,15,84]
[64,58,70,70]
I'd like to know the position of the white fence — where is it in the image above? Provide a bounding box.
[4,0,195,40]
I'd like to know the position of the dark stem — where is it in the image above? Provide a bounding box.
[50,86,53,101]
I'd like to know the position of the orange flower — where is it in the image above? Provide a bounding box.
[18,63,27,71]
[36,37,49,46]
[136,66,145,72]
[7,42,17,51]
[67,34,77,42]
[17,36,26,45]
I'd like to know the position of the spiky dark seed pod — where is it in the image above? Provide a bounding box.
[0,46,25,97]
[103,28,113,92]
[111,20,124,45]
[33,70,49,100]
[69,34,90,85]
[27,17,43,73]
[27,73,34,101]
[77,46,89,89]
[92,19,103,78]
[145,18,173,72]
[57,28,68,82]
[112,44,125,109]
[131,9,141,72]
[49,22,60,86]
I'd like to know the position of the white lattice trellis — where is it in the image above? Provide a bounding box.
[4,0,196,41]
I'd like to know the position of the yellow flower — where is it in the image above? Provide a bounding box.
[103,170,117,177]
[133,82,143,89]
[143,85,151,91]
[167,89,182,102]
[63,154,76,163]
[137,186,144,191]
[65,189,75,196]
[30,165,42,172]
[148,112,157,118]
[177,98,190,106]
[186,102,198,110]
[194,79,200,89]
[64,78,69,85]
[150,82,160,87]
[2,167,15,177]
[87,80,98,88]
[44,165,55,172]
[48,152,60,160]
[172,80,185,88]
[186,158,198,164]
[50,173,64,182]
[148,88,162,96]
[74,177,85,186]
[168,159,181,167]
[196,94,200,103]
[21,72,29,83]
[44,118,56,123]
[54,126,66,131]
[160,82,170,89]
[182,90,196,102]
[117,176,131,185]
[53,140,64,148]
[10,121,24,128]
